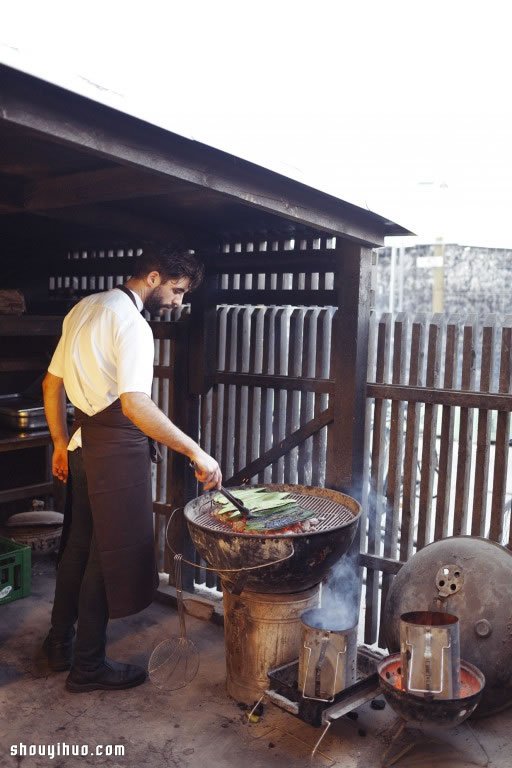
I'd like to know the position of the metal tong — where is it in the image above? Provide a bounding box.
[189,461,253,519]
[218,486,254,519]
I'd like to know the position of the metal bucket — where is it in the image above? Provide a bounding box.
[223,583,320,704]
[298,608,358,701]
[400,611,460,699]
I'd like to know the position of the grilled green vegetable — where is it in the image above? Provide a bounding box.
[245,507,314,530]
[213,489,294,515]
[213,488,313,531]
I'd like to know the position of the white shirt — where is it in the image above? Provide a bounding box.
[48,288,154,449]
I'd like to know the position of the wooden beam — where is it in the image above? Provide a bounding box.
[227,407,333,484]
[206,248,339,272]
[0,174,25,213]
[0,212,123,258]
[367,382,512,411]
[24,165,177,211]
[215,372,335,393]
[0,65,405,245]
[218,289,337,307]
[33,203,186,241]
[358,552,404,575]
[0,481,54,504]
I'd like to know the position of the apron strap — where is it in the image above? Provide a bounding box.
[116,285,163,464]
[116,284,142,312]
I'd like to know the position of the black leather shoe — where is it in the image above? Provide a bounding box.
[42,634,73,672]
[65,660,147,692]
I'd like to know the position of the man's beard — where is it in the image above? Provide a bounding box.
[144,286,171,315]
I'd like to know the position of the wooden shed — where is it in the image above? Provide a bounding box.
[0,61,409,588]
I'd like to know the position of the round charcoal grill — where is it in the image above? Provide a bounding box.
[184,484,361,594]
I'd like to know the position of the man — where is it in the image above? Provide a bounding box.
[42,245,222,693]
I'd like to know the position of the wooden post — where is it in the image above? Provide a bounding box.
[166,318,199,590]
[188,270,219,395]
[432,240,445,312]
[325,240,371,642]
[325,241,372,499]
[167,261,219,588]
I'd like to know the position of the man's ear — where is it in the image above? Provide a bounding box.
[146,271,161,288]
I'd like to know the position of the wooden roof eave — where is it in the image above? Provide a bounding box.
[0,64,410,247]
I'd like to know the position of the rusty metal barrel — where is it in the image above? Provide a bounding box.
[222,584,320,703]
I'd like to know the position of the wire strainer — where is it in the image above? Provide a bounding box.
[148,554,200,690]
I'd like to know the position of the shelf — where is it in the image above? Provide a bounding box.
[0,357,50,372]
[0,314,179,339]
[0,429,51,453]
[0,316,63,336]
[0,481,54,504]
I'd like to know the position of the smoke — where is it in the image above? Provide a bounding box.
[310,472,365,632]
[311,552,361,631]
[302,475,364,632]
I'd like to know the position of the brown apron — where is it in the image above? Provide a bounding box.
[76,400,159,618]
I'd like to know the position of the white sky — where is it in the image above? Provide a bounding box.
[2,0,512,248]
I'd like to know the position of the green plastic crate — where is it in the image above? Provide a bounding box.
[0,536,31,605]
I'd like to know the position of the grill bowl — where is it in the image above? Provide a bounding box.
[377,653,485,727]
[184,484,361,593]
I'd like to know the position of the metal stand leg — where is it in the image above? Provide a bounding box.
[247,694,266,721]
[380,718,416,768]
[380,717,490,768]
[310,720,332,760]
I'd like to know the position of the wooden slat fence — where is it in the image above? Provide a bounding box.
[364,311,512,646]
[199,304,335,487]
[49,248,142,297]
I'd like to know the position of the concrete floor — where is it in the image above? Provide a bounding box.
[1,556,512,768]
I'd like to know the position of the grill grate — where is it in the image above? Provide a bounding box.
[189,492,355,535]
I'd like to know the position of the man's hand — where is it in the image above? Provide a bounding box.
[52,440,69,483]
[190,450,222,491]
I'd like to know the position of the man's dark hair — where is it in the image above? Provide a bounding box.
[132,244,204,291]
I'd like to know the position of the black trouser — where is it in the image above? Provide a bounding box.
[50,448,109,671]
